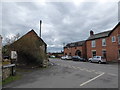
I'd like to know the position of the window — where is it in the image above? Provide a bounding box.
[118,35,120,45]
[91,40,96,47]
[118,50,120,58]
[69,53,71,56]
[102,39,106,46]
[111,36,116,42]
[92,51,96,57]
[65,53,67,55]
[75,47,77,49]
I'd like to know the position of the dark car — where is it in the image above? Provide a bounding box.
[3,56,10,59]
[72,56,86,61]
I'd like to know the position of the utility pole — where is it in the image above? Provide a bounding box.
[40,20,42,38]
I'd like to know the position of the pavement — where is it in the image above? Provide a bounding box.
[2,58,118,88]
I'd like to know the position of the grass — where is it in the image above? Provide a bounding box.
[2,61,11,65]
[2,74,22,85]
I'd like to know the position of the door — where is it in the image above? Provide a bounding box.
[102,50,107,60]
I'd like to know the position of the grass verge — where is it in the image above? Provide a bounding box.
[2,74,22,85]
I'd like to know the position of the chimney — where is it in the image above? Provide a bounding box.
[40,20,42,38]
[90,30,94,36]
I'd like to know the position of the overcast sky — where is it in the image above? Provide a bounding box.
[1,1,119,52]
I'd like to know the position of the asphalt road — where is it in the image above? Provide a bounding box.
[3,58,118,88]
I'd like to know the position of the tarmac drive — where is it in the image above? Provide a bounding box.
[3,58,118,88]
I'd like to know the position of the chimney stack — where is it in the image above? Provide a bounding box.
[40,20,42,38]
[90,30,94,36]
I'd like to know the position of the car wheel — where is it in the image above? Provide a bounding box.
[98,61,101,64]
[89,60,92,63]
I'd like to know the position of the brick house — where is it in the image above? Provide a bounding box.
[64,22,120,61]
[64,40,86,58]
[6,29,48,66]
[86,22,120,61]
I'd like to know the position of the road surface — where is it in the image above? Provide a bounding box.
[3,58,118,88]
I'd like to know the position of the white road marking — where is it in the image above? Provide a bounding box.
[79,68,84,71]
[107,73,117,76]
[77,67,81,69]
[95,71,104,74]
[58,64,105,76]
[72,66,77,69]
[90,70,95,72]
[86,70,92,72]
[80,72,105,87]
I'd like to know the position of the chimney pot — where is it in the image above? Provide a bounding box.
[90,30,94,36]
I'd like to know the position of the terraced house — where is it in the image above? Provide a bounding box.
[86,22,120,61]
[64,22,120,61]
[64,40,86,58]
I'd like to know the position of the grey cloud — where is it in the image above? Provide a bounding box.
[1,2,118,52]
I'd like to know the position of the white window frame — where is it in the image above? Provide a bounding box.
[91,40,96,47]
[102,38,106,46]
[111,36,116,42]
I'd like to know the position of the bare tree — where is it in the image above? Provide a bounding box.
[5,33,21,45]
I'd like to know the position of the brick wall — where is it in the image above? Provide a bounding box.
[86,25,120,61]
[64,44,86,58]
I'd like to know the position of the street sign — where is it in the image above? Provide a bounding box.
[11,51,17,59]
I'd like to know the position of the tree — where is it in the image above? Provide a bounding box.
[5,33,21,45]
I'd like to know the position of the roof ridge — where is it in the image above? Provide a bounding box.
[93,30,112,36]
[68,40,85,44]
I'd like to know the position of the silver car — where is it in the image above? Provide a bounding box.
[61,55,72,60]
[88,56,106,64]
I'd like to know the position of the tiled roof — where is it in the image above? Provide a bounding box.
[87,22,120,40]
[65,40,85,48]
[87,30,112,40]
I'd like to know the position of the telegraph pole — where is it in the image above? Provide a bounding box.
[40,20,42,38]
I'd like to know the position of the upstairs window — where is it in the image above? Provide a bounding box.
[91,40,96,47]
[111,36,116,42]
[102,39,106,46]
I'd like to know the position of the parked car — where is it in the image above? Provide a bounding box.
[50,55,55,58]
[72,56,86,61]
[3,56,10,59]
[88,56,106,64]
[61,55,72,60]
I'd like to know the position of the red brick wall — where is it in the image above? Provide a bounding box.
[106,26,119,61]
[86,25,120,61]
[64,44,86,58]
